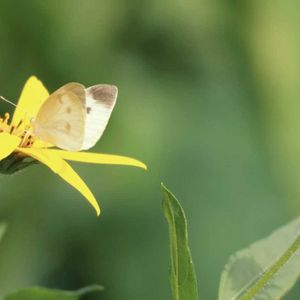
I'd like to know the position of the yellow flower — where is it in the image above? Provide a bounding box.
[0,76,146,216]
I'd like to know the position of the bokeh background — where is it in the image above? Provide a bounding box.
[0,1,299,299]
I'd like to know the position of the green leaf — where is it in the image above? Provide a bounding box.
[0,153,37,175]
[2,285,104,300]
[0,223,7,242]
[218,216,300,300]
[161,183,199,300]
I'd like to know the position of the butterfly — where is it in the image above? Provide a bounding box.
[31,83,118,151]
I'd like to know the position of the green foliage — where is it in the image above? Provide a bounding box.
[0,223,7,242]
[2,285,103,300]
[0,154,37,174]
[218,217,300,300]
[1,1,299,299]
[0,225,103,300]
[161,183,199,300]
[161,184,300,300]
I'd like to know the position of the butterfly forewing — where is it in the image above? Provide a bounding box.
[32,83,86,151]
[81,84,117,150]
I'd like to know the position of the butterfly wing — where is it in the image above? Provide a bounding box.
[80,84,117,150]
[32,83,86,151]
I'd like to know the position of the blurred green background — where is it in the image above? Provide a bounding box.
[0,0,300,299]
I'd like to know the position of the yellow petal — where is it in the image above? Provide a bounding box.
[17,147,100,216]
[12,76,49,128]
[0,132,20,160]
[44,149,147,170]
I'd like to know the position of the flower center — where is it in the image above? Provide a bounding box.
[0,112,34,148]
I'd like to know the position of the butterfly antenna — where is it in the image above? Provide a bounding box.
[0,96,33,125]
[0,96,18,108]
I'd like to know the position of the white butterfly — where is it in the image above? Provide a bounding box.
[31,83,117,151]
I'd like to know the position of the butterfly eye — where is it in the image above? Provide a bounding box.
[86,107,92,114]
